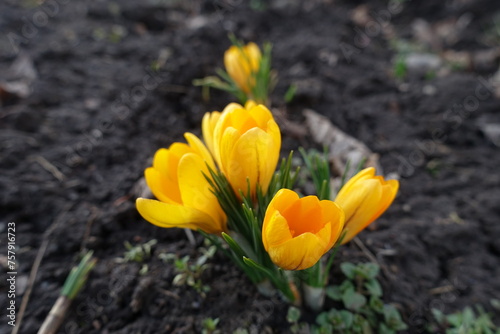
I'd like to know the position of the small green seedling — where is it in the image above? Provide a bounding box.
[118,239,157,263]
[159,244,217,297]
[202,317,220,334]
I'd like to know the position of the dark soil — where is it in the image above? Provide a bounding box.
[1,0,500,333]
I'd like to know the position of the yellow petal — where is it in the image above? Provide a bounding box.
[268,189,300,212]
[147,148,183,204]
[248,104,273,129]
[262,189,298,251]
[144,167,182,205]
[267,232,327,270]
[202,111,220,156]
[184,132,216,170]
[337,167,375,196]
[136,198,221,234]
[212,104,243,167]
[178,153,226,232]
[319,200,345,247]
[227,127,276,196]
[167,143,193,180]
[245,42,262,71]
[370,179,398,220]
[262,210,293,250]
[224,47,251,93]
[218,126,240,177]
[335,168,399,244]
[151,148,170,175]
[224,43,261,94]
[244,100,257,110]
[338,179,382,242]
[222,102,245,114]
[225,108,259,134]
[314,221,333,250]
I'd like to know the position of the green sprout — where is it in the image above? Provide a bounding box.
[118,239,157,263]
[299,147,331,200]
[38,250,96,334]
[202,317,221,334]
[159,244,217,297]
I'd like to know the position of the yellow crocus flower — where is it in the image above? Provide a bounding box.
[224,42,261,94]
[203,101,280,198]
[136,133,226,234]
[262,189,345,271]
[335,167,399,244]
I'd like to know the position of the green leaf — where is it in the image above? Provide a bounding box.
[364,310,379,329]
[339,310,354,329]
[287,306,301,323]
[447,312,463,327]
[242,257,295,301]
[326,285,342,301]
[352,314,373,334]
[383,305,408,331]
[364,279,383,297]
[299,147,331,200]
[369,296,384,314]
[284,84,297,103]
[432,308,447,325]
[357,263,380,280]
[315,311,331,327]
[61,250,96,299]
[393,55,407,79]
[339,280,355,293]
[462,307,475,325]
[326,309,345,329]
[221,233,248,260]
[342,289,367,311]
[340,262,357,279]
[314,323,333,334]
[378,323,396,334]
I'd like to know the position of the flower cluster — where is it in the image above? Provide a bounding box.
[137,39,399,308]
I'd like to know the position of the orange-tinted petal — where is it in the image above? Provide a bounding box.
[282,196,323,236]
[335,168,399,244]
[267,232,328,270]
[262,189,345,271]
[268,189,300,212]
[319,199,345,248]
